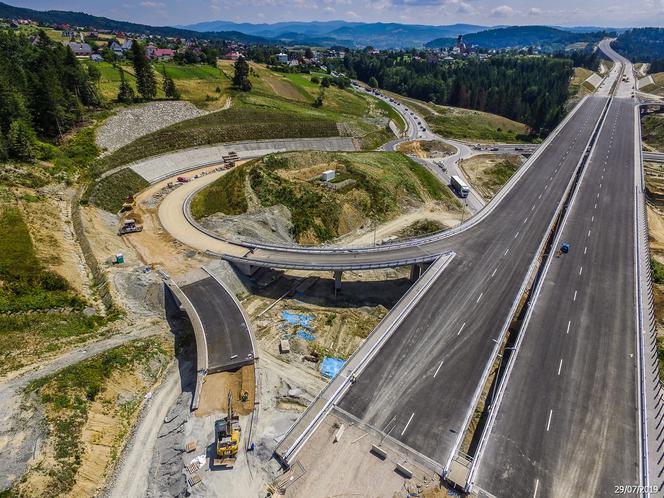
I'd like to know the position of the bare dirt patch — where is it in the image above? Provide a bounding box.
[196,366,255,417]
[398,140,455,158]
[264,76,308,102]
[17,185,93,300]
[459,153,526,200]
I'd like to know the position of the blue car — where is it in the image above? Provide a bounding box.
[561,243,570,254]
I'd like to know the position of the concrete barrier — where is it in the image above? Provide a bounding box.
[163,279,208,411]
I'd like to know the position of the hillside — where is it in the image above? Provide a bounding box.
[92,62,402,175]
[388,94,531,142]
[426,25,609,50]
[0,2,268,43]
[614,28,664,63]
[182,20,492,49]
[191,151,456,244]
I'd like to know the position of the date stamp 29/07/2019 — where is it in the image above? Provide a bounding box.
[614,485,659,494]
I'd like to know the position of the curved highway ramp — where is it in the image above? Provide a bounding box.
[180,275,254,373]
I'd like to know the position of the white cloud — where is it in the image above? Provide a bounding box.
[346,10,360,18]
[490,4,514,17]
[140,1,165,7]
[528,7,543,16]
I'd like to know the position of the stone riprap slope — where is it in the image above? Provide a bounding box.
[96,102,208,155]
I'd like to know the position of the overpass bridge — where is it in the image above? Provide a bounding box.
[149,40,663,496]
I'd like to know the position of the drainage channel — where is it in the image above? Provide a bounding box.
[446,95,614,493]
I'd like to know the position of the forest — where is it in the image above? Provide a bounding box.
[0,29,99,160]
[614,28,664,63]
[335,53,575,134]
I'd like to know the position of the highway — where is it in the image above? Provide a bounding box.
[473,96,639,498]
[230,97,606,271]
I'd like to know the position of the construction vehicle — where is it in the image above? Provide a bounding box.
[213,391,241,468]
[120,195,136,213]
[117,219,143,236]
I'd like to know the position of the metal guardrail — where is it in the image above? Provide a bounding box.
[180,97,591,260]
[276,253,455,465]
[461,95,614,488]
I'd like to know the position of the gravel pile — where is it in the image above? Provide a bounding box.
[96,102,208,155]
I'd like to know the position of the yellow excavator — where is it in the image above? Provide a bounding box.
[213,391,241,468]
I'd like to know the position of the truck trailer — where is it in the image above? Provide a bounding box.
[450,175,470,198]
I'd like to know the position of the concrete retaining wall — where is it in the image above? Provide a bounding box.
[71,189,116,313]
[129,137,357,183]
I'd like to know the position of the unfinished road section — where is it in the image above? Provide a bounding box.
[165,272,255,409]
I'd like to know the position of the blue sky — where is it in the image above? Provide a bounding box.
[10,0,662,28]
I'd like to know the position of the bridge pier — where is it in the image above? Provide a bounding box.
[409,263,428,282]
[334,270,343,294]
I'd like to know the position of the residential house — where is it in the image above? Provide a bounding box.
[109,41,124,57]
[146,45,175,61]
[276,52,288,64]
[67,42,92,56]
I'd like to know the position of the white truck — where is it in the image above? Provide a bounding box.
[450,175,470,198]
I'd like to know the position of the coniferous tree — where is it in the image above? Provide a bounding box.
[131,41,156,100]
[117,69,135,103]
[232,56,252,91]
[8,120,36,162]
[162,66,180,99]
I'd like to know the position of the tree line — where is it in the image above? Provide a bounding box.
[613,28,664,63]
[333,52,574,134]
[0,30,100,161]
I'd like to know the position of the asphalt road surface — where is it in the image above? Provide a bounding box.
[329,96,609,469]
[181,276,254,372]
[238,98,606,271]
[474,97,639,498]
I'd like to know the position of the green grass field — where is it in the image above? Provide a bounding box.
[643,115,664,151]
[0,207,86,313]
[84,168,150,212]
[192,150,457,243]
[386,92,532,143]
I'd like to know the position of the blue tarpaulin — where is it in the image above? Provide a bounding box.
[320,357,345,379]
[281,311,314,329]
[296,329,315,341]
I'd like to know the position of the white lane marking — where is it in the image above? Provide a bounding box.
[566,321,571,334]
[534,479,540,498]
[597,193,600,198]
[594,203,597,209]
[492,267,498,277]
[579,266,583,276]
[539,194,542,199]
[599,183,602,188]
[531,204,536,211]
[591,215,594,222]
[523,217,528,224]
[573,290,578,301]
[433,360,444,378]
[546,410,553,431]
[401,412,415,435]
[514,231,520,239]
[587,229,591,237]
[584,246,587,255]
[477,292,483,303]
[457,322,466,335]
[558,359,563,375]
[504,248,510,256]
